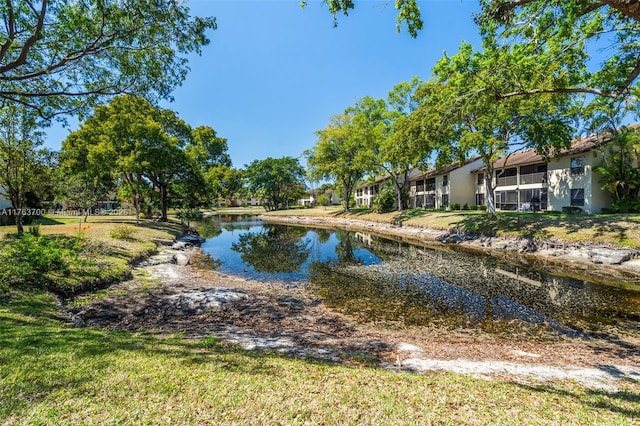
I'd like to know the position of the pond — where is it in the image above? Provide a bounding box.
[199,215,640,335]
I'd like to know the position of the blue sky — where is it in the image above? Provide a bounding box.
[46,0,483,168]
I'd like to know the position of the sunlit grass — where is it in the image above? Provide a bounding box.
[264,208,640,247]
[1,292,638,425]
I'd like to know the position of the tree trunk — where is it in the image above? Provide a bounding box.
[485,173,496,216]
[15,211,24,233]
[160,185,168,221]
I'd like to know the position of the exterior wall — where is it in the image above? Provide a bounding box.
[411,159,482,209]
[547,153,610,213]
[487,151,611,214]
[449,160,483,206]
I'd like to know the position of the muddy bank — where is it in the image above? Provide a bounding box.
[259,214,640,287]
[66,241,640,391]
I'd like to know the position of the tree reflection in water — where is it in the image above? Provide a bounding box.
[231,225,310,273]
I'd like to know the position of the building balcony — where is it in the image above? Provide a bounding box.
[495,175,518,187]
[519,172,547,185]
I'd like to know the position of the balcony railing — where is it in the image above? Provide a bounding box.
[495,175,517,187]
[519,171,547,185]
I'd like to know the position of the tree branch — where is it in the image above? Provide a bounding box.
[0,0,47,74]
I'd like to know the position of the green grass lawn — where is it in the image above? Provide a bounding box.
[1,215,639,423]
[1,289,639,425]
[266,207,640,247]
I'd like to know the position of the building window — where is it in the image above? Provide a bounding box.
[571,157,585,175]
[425,178,436,191]
[442,194,449,207]
[425,194,436,209]
[571,188,585,206]
[416,179,424,192]
[477,173,484,185]
[475,193,484,206]
[443,175,449,186]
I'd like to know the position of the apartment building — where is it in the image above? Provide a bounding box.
[472,137,611,213]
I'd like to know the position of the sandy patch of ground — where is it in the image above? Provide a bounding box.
[68,248,640,391]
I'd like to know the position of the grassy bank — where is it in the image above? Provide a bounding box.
[1,290,639,424]
[0,215,183,296]
[1,216,639,423]
[266,207,640,247]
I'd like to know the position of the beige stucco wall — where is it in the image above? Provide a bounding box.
[449,159,483,206]
[546,153,610,213]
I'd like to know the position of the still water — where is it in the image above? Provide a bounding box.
[199,215,640,334]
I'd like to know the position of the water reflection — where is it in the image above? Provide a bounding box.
[231,225,310,273]
[198,216,640,333]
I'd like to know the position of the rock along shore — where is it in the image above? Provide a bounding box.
[259,214,640,287]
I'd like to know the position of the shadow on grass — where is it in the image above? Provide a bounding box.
[0,297,379,421]
[513,381,640,419]
[449,212,640,244]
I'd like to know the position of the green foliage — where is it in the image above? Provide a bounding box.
[60,95,209,222]
[176,208,204,226]
[371,187,396,213]
[244,157,307,211]
[28,223,41,237]
[0,0,216,118]
[451,203,461,210]
[109,225,137,241]
[0,104,54,233]
[301,0,423,37]
[477,1,640,103]
[316,193,331,206]
[462,203,470,210]
[306,104,377,212]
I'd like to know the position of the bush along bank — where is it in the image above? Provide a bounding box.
[0,222,184,299]
[0,232,131,298]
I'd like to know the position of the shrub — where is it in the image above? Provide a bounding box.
[462,203,470,210]
[450,203,461,210]
[561,206,583,215]
[28,222,41,237]
[109,224,137,240]
[470,204,478,210]
[372,188,395,213]
[316,193,330,206]
[478,205,487,211]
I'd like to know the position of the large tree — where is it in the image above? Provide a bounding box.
[244,157,306,211]
[376,77,430,212]
[307,105,377,212]
[0,105,52,232]
[61,95,199,222]
[410,43,577,216]
[0,0,216,117]
[477,1,640,103]
[318,1,640,104]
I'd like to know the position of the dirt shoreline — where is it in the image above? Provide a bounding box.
[67,237,640,391]
[259,214,640,286]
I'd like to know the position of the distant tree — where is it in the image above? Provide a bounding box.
[206,165,244,206]
[307,104,377,212]
[0,105,52,232]
[0,0,216,117]
[244,157,306,211]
